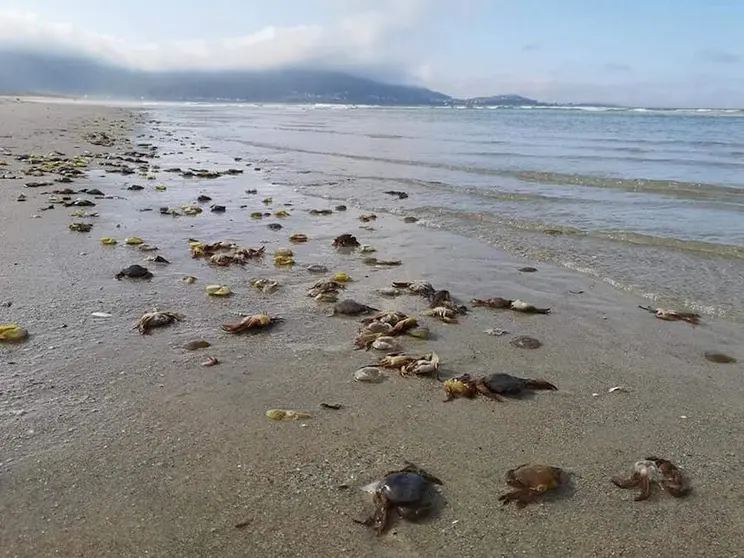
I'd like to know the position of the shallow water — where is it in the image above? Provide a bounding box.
[129,103,744,322]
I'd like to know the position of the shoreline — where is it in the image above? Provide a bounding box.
[2,99,744,557]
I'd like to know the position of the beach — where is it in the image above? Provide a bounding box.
[1,97,744,558]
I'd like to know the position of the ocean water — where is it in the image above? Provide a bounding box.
[139,103,744,321]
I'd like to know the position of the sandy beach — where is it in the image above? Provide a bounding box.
[2,97,744,558]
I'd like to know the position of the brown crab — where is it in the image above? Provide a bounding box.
[332,234,360,248]
[471,298,551,314]
[638,305,700,326]
[354,462,443,536]
[400,353,440,378]
[612,457,691,501]
[443,373,558,401]
[423,307,459,324]
[221,313,282,334]
[499,464,565,508]
[134,309,184,334]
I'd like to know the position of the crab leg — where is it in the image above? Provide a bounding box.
[611,472,641,489]
[636,474,653,501]
[523,379,559,391]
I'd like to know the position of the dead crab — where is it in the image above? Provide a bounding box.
[134,309,184,334]
[499,464,565,508]
[221,313,282,334]
[638,305,700,326]
[612,457,691,501]
[332,234,360,248]
[443,373,558,401]
[392,280,435,299]
[423,307,459,324]
[307,280,346,298]
[471,298,551,314]
[354,462,443,536]
[401,353,440,377]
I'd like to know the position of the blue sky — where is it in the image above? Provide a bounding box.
[0,0,742,107]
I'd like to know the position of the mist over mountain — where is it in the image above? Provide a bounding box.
[0,49,548,106]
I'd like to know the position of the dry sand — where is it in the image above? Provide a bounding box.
[1,97,744,558]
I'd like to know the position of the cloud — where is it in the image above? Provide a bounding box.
[0,4,429,76]
[697,48,741,64]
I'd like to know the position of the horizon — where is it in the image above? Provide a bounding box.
[1,1,743,109]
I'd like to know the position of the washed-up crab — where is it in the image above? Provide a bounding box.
[612,457,691,501]
[134,309,184,334]
[332,234,360,248]
[423,306,459,324]
[471,298,551,314]
[361,311,419,336]
[499,464,565,508]
[330,299,378,316]
[354,462,443,536]
[392,280,435,299]
[378,352,440,378]
[638,305,700,326]
[307,280,346,298]
[443,372,558,402]
[221,313,282,334]
[115,264,153,281]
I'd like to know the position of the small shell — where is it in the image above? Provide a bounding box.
[155,185,167,191]
[704,351,737,364]
[289,233,308,243]
[274,255,295,266]
[124,237,144,245]
[184,340,211,351]
[0,324,29,342]
[206,285,232,296]
[510,335,542,349]
[265,409,312,421]
[183,276,197,284]
[274,210,290,217]
[138,244,158,252]
[365,321,393,334]
[307,264,328,273]
[333,273,352,283]
[100,237,117,245]
[315,292,338,303]
[354,366,385,383]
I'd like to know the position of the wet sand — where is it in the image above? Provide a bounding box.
[1,97,744,558]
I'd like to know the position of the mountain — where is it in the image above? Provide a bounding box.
[0,48,546,107]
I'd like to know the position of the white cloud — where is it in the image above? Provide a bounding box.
[0,3,429,74]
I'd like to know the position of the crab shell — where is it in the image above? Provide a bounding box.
[401,353,440,376]
[389,317,418,335]
[379,353,418,369]
[364,321,394,334]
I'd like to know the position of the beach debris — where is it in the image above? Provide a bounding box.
[274,209,290,218]
[335,205,347,211]
[360,245,376,254]
[612,457,691,501]
[250,279,279,294]
[184,340,211,351]
[363,257,402,267]
[510,335,542,349]
[371,336,401,352]
[210,204,226,213]
[519,267,538,273]
[127,184,144,191]
[267,222,283,230]
[359,213,377,222]
[206,285,232,297]
[354,462,443,536]
[90,312,112,318]
[320,403,343,410]
[403,216,418,224]
[378,287,402,297]
[190,241,266,265]
[115,264,153,280]
[265,409,312,421]
[274,248,295,266]
[69,222,93,233]
[307,264,328,273]
[333,234,360,248]
[333,272,352,283]
[484,328,509,336]
[262,197,273,205]
[704,351,737,364]
[315,293,339,303]
[307,279,345,298]
[472,297,551,314]
[361,311,420,337]
[309,209,333,216]
[384,190,409,200]
[197,194,212,202]
[400,353,441,378]
[138,244,158,252]
[134,309,184,334]
[100,237,117,245]
[289,233,308,243]
[499,464,565,508]
[331,299,378,316]
[354,366,386,383]
[183,275,197,284]
[70,210,99,218]
[251,212,264,219]
[221,313,282,334]
[155,185,167,191]
[638,305,700,325]
[0,324,29,343]
[201,355,220,367]
[124,237,144,246]
[423,307,459,324]
[146,255,170,264]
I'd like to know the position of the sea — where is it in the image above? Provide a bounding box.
[133,102,744,322]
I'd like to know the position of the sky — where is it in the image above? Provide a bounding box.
[0,0,743,107]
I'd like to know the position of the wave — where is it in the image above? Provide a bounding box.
[234,139,744,201]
